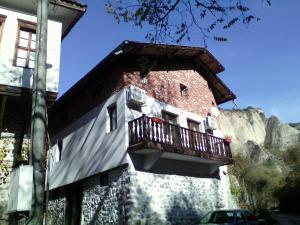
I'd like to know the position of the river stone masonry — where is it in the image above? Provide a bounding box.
[81,167,129,225]
[46,195,67,225]
[126,164,236,225]
[46,164,236,225]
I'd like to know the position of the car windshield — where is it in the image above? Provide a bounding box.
[200,211,235,224]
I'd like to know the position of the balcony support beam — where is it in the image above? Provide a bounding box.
[143,152,162,170]
[209,164,220,175]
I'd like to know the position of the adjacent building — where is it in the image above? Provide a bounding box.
[0,0,86,223]
[47,41,237,225]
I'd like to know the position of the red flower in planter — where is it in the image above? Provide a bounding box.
[151,117,162,123]
[224,136,232,143]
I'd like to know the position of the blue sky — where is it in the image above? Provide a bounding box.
[59,1,300,123]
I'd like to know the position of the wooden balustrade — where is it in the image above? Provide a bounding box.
[128,115,232,160]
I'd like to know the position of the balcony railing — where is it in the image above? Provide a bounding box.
[128,115,233,163]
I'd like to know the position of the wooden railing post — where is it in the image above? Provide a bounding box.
[205,133,211,155]
[128,121,132,145]
[128,115,232,162]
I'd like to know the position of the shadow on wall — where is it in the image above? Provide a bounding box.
[166,191,204,225]
[82,168,129,225]
[130,184,204,225]
[130,186,165,225]
[0,62,20,85]
[0,61,58,91]
[0,62,32,88]
[0,201,8,223]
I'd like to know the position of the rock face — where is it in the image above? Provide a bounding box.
[289,123,300,132]
[219,107,300,160]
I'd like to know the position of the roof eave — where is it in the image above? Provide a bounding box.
[50,0,87,11]
[49,0,87,40]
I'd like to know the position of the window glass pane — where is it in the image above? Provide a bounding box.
[236,212,245,223]
[212,211,234,224]
[17,49,27,58]
[29,51,35,60]
[19,38,29,47]
[16,58,26,67]
[187,120,200,131]
[20,30,29,39]
[29,60,35,69]
[31,33,36,41]
[108,105,117,131]
[162,112,177,124]
[31,40,36,49]
[180,83,188,96]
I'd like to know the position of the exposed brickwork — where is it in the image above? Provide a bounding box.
[51,59,218,133]
[124,68,216,117]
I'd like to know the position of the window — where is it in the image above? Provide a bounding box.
[162,111,177,125]
[162,111,178,143]
[187,119,200,147]
[57,139,63,160]
[180,83,188,97]
[14,19,36,69]
[236,211,246,224]
[0,15,6,45]
[108,104,117,132]
[187,119,200,132]
[210,211,234,224]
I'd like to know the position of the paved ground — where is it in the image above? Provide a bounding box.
[272,213,300,225]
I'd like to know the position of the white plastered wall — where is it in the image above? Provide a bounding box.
[48,89,128,190]
[126,93,207,131]
[48,86,226,190]
[0,7,61,92]
[125,89,224,137]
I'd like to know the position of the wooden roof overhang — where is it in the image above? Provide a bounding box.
[121,41,236,104]
[52,41,236,116]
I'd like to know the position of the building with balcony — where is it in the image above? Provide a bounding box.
[0,0,86,223]
[46,41,237,225]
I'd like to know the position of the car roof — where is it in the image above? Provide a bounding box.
[209,209,250,213]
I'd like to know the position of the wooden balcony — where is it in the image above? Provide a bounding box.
[128,115,233,177]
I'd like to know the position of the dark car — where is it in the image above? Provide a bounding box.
[199,209,267,225]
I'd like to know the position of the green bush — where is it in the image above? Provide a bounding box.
[229,153,284,211]
[277,144,300,213]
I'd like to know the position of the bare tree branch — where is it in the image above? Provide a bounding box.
[105,0,271,45]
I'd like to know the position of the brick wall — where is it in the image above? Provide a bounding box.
[124,62,216,117]
[51,59,218,133]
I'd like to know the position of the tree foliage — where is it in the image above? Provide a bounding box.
[0,139,10,185]
[276,144,300,213]
[106,0,271,45]
[0,138,30,186]
[228,152,284,211]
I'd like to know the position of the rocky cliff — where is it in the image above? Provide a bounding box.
[219,107,300,160]
[218,107,300,209]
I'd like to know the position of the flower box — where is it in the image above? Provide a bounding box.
[151,117,162,123]
[224,136,232,143]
